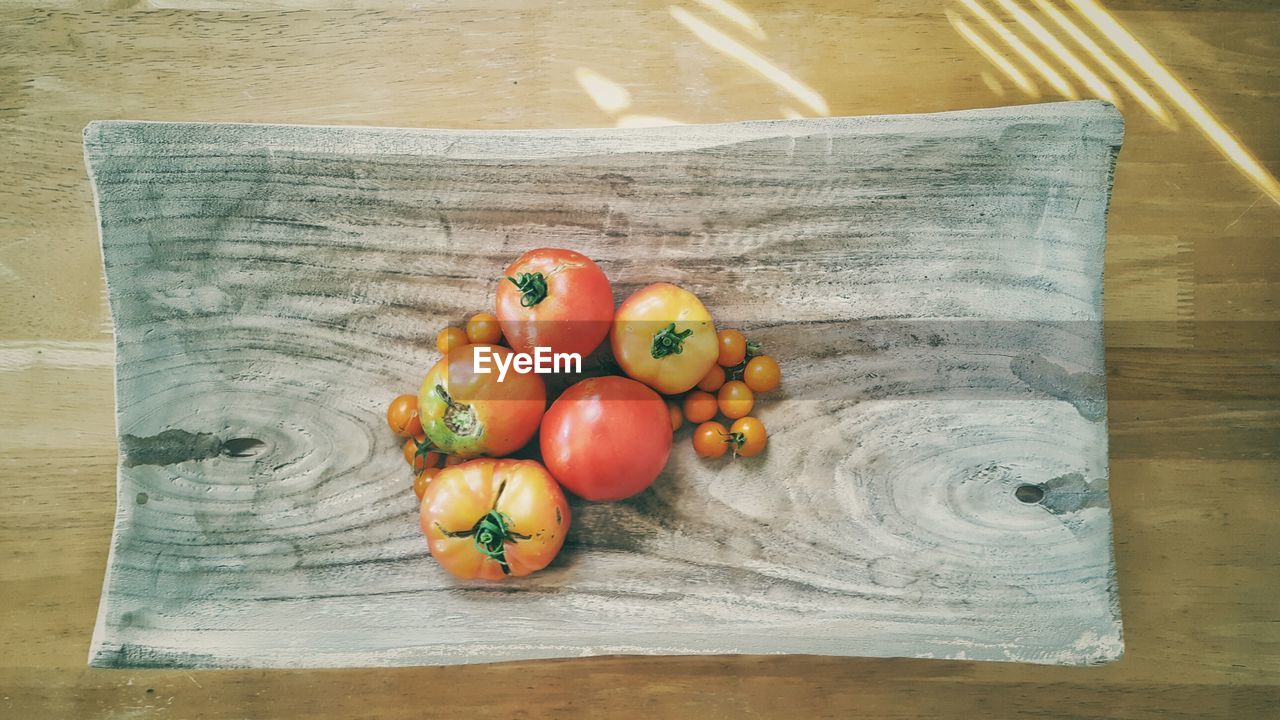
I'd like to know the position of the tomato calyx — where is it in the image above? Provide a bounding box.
[506,272,549,308]
[505,260,588,308]
[725,431,746,458]
[434,481,531,575]
[434,385,482,437]
[651,323,694,359]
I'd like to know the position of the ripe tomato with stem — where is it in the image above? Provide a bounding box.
[420,458,570,580]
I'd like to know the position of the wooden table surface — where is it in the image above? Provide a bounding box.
[1,0,1276,717]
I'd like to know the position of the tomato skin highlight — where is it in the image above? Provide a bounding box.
[420,458,570,580]
[693,421,729,458]
[540,376,672,502]
[386,394,422,437]
[611,283,718,395]
[717,380,755,419]
[413,467,439,500]
[495,248,614,359]
[743,355,781,393]
[418,344,547,458]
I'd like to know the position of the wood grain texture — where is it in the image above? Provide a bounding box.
[83,101,1123,668]
[2,0,1278,716]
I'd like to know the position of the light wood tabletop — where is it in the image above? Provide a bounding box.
[1,1,1276,718]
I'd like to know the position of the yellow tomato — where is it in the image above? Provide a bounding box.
[610,283,718,395]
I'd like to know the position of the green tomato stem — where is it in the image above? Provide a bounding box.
[507,272,549,307]
[651,323,694,359]
[412,435,435,460]
[726,431,746,458]
[435,480,532,576]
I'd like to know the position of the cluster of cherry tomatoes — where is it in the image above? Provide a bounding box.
[383,247,782,582]
[668,329,781,460]
[383,310,509,501]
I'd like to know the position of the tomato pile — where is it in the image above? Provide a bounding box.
[384,248,783,580]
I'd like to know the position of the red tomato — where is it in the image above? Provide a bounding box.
[540,376,672,502]
[420,458,570,580]
[418,344,546,458]
[495,248,614,359]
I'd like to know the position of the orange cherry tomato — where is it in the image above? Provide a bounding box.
[717,330,747,368]
[420,458,570,580]
[413,467,440,500]
[728,416,767,458]
[443,454,465,467]
[465,312,504,345]
[667,401,684,431]
[717,380,754,419]
[403,435,440,473]
[682,390,718,424]
[436,327,469,354]
[696,364,725,392]
[386,394,422,437]
[692,421,729,459]
[743,355,781,393]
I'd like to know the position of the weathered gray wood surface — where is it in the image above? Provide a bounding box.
[85,101,1123,668]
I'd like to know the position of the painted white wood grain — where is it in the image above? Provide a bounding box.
[85,101,1123,668]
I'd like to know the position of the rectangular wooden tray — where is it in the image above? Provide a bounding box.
[86,101,1123,668]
